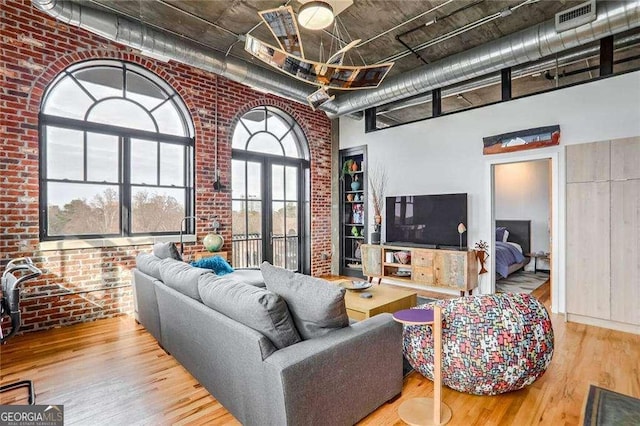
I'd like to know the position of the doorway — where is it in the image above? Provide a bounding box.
[487,151,560,312]
[231,155,304,271]
[230,106,310,273]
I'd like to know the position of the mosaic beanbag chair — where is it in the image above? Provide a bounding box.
[403,293,554,395]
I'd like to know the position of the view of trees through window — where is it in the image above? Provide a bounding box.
[47,188,185,236]
[40,60,194,239]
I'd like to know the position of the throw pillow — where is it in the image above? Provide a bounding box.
[153,242,182,261]
[191,255,234,276]
[260,262,349,340]
[198,274,301,349]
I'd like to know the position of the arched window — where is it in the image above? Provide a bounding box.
[40,60,195,239]
[231,106,310,273]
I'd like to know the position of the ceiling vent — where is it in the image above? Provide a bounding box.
[555,0,597,32]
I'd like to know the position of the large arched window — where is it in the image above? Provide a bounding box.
[231,106,310,273]
[40,60,195,239]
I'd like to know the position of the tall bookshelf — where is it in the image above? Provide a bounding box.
[339,146,367,278]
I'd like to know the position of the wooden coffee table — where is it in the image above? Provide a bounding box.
[337,281,417,321]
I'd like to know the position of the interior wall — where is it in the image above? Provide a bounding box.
[495,159,551,270]
[340,70,640,309]
[1,0,332,334]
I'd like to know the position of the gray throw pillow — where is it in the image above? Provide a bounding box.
[153,242,182,261]
[159,258,211,301]
[198,274,301,349]
[136,253,163,280]
[260,262,349,340]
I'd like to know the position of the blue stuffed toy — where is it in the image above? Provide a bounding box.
[191,255,234,276]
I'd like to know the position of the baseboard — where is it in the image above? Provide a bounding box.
[566,313,640,335]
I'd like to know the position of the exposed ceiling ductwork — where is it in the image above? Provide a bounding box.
[33,0,640,120]
[31,0,335,113]
[323,0,640,118]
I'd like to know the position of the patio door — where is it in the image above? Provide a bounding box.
[232,155,304,271]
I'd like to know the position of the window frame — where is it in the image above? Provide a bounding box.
[231,106,311,273]
[39,60,195,241]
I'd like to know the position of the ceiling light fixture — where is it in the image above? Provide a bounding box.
[298,1,335,30]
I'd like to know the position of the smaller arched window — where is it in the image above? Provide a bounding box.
[40,60,195,239]
[232,106,309,159]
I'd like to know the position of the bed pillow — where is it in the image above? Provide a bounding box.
[191,255,234,276]
[496,227,508,242]
[260,262,349,340]
[503,229,510,242]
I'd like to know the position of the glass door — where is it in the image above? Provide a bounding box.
[269,163,300,270]
[232,157,302,271]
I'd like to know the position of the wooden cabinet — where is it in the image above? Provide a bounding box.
[566,137,640,332]
[361,244,477,295]
[361,245,382,277]
[566,182,611,318]
[566,141,610,183]
[610,179,640,325]
[611,138,640,180]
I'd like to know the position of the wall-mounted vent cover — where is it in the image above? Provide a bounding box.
[555,0,597,32]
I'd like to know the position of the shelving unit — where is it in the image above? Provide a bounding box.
[339,145,367,277]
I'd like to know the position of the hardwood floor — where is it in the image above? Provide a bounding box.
[1,281,639,425]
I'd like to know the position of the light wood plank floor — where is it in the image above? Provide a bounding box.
[1,282,639,425]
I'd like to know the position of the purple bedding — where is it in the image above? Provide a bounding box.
[495,241,525,279]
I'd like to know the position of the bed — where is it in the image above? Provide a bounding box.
[495,220,531,279]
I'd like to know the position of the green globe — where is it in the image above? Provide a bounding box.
[203,233,224,252]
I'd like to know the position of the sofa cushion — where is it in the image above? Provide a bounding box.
[260,262,349,340]
[153,242,182,261]
[198,274,301,349]
[136,253,163,280]
[159,258,211,301]
[227,269,266,287]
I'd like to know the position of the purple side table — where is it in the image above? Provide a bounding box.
[393,307,452,426]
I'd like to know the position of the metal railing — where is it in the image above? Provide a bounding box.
[232,234,298,270]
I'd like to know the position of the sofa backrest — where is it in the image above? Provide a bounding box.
[158,258,212,302]
[136,253,163,280]
[198,274,301,349]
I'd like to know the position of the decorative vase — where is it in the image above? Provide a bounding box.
[203,233,224,252]
[350,175,361,191]
[371,231,381,244]
[351,162,358,172]
[346,194,354,202]
[351,226,359,237]
[475,250,488,274]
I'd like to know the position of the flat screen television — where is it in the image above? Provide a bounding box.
[385,193,467,248]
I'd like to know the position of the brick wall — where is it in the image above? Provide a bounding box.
[0,0,333,333]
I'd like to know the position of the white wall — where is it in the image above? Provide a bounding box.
[339,71,640,311]
[495,159,550,270]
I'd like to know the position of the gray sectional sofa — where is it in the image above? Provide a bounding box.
[132,253,403,426]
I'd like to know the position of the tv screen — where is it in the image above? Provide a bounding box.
[385,193,467,248]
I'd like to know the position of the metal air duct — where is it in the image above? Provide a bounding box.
[324,0,640,118]
[31,0,337,113]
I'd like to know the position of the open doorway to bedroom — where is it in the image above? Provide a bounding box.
[492,159,552,300]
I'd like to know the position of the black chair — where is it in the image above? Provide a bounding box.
[0,257,42,405]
